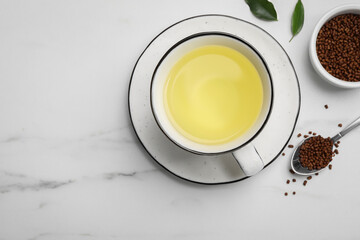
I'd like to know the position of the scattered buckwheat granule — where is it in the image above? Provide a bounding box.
[315,173,319,176]
[325,105,329,109]
[329,164,333,170]
[308,131,312,134]
[288,144,294,148]
[286,180,290,184]
[338,123,343,127]
[334,143,339,148]
[292,179,296,182]
[313,132,317,136]
[304,135,309,138]
[307,176,312,180]
[289,169,295,174]
[334,149,339,154]
[285,192,288,196]
[282,153,285,156]
[303,180,307,186]
[297,133,302,137]
[293,191,296,195]
[299,135,333,170]
[316,14,360,82]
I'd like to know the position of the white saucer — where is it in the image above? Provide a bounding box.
[128,15,300,184]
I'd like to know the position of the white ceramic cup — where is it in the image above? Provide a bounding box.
[151,33,273,176]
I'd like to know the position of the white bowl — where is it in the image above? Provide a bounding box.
[309,4,360,89]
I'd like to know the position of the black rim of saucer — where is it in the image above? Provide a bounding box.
[127,14,301,185]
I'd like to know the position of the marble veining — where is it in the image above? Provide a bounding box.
[27,232,120,240]
[0,171,74,194]
[103,169,159,180]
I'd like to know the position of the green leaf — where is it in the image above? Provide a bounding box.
[245,0,278,21]
[290,0,304,42]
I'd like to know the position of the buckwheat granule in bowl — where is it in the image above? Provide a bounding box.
[309,5,360,88]
[316,14,360,83]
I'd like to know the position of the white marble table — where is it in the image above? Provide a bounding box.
[1,0,360,239]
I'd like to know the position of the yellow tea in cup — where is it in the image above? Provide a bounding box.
[163,45,263,145]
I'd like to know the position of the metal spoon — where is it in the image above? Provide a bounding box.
[291,116,360,175]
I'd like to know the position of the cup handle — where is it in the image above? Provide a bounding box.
[232,143,264,176]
